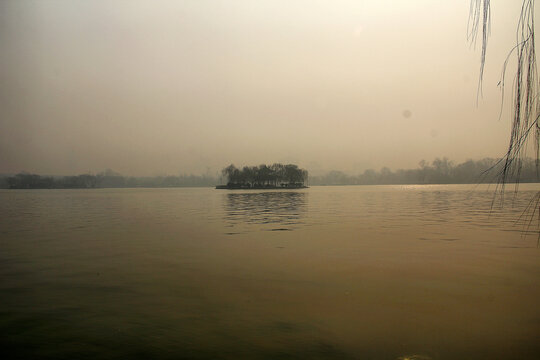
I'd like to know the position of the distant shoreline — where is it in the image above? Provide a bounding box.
[3,157,540,189]
[2,183,539,190]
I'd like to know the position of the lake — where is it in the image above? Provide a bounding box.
[1,184,539,359]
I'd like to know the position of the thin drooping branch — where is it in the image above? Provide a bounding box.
[469,0,539,190]
[470,0,540,237]
[468,0,491,99]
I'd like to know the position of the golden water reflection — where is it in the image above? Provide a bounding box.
[223,191,307,233]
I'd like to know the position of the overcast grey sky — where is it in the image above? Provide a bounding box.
[0,0,532,175]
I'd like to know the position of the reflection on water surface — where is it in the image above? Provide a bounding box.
[224,191,306,233]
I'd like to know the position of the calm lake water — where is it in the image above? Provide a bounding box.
[1,184,540,359]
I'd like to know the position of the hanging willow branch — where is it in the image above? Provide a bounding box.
[469,0,540,238]
[468,0,491,99]
[470,0,539,188]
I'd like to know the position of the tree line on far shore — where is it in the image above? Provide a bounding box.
[309,157,539,185]
[1,170,216,189]
[2,157,539,189]
[221,163,308,188]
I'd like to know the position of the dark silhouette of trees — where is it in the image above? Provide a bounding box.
[60,174,98,188]
[7,173,55,189]
[5,171,217,189]
[6,157,536,189]
[309,158,540,186]
[221,163,308,188]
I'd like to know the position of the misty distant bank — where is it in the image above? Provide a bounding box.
[2,158,538,189]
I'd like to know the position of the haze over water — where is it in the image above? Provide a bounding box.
[0,1,532,175]
[2,1,540,359]
[1,185,539,359]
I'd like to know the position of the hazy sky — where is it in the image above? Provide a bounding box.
[0,1,533,175]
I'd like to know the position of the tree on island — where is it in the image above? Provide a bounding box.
[221,163,308,188]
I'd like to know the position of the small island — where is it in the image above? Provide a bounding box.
[216,163,308,189]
